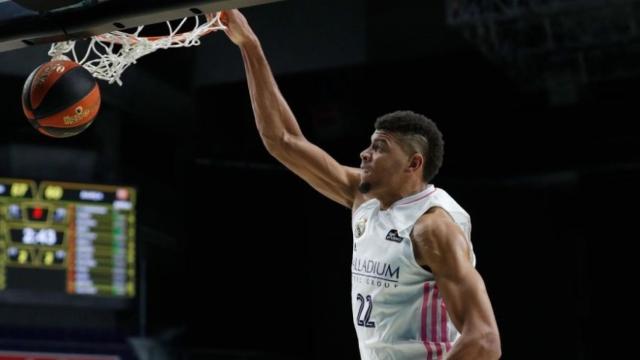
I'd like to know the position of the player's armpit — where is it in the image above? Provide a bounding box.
[267,132,362,209]
[412,210,501,360]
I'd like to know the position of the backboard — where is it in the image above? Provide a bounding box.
[0,0,283,53]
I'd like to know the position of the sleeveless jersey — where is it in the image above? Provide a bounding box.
[351,185,474,360]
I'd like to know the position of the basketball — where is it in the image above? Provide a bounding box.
[22,60,101,138]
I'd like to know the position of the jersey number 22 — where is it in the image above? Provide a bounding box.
[356,293,375,328]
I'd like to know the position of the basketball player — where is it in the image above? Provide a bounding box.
[222,9,501,360]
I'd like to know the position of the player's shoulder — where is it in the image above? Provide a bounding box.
[415,207,451,234]
[412,207,466,250]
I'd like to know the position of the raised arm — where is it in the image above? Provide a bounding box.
[222,10,361,208]
[412,208,501,360]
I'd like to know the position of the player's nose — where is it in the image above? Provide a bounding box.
[360,148,371,162]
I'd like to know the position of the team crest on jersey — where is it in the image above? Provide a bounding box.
[355,218,367,238]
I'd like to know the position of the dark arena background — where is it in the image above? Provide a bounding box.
[0,0,637,359]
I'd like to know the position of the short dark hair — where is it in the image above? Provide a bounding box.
[374,110,444,183]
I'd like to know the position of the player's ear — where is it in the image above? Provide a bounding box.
[407,153,423,173]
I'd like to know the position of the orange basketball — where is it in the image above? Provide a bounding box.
[22,60,101,138]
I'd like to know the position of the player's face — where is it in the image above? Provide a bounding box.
[358,131,409,194]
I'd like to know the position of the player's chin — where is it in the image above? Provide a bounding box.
[358,181,371,194]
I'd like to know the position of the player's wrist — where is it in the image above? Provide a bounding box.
[238,35,261,50]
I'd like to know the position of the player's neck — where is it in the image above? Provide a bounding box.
[378,182,429,211]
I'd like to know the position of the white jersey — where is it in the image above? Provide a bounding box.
[351,185,474,360]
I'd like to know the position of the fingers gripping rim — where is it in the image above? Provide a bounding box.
[219,10,229,26]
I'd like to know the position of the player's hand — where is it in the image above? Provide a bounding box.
[221,9,258,47]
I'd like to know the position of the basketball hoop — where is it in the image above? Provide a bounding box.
[48,12,226,85]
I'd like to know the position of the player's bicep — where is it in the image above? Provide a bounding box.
[415,214,498,339]
[435,264,496,337]
[269,133,360,208]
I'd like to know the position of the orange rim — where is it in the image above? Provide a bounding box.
[94,13,221,45]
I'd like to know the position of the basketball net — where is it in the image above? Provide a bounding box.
[48,12,226,86]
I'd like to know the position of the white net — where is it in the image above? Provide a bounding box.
[48,12,226,85]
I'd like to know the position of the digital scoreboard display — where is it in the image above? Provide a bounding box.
[0,178,136,307]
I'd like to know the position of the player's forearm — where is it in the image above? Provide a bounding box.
[239,39,304,150]
[446,331,501,360]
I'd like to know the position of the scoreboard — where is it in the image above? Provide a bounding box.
[0,178,136,306]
